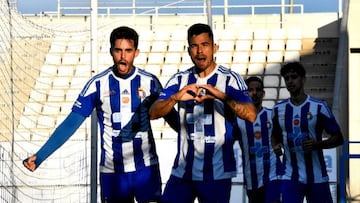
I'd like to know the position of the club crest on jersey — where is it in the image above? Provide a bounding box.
[307,112,313,120]
[266,120,272,129]
[254,131,262,139]
[137,87,146,99]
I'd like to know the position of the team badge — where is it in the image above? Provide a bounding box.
[137,87,146,99]
[254,131,262,139]
[307,112,313,120]
[266,120,272,129]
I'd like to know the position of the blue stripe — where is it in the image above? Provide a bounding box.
[260,111,270,184]
[109,74,121,130]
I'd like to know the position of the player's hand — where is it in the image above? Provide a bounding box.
[302,137,315,153]
[193,84,219,103]
[273,144,283,156]
[23,155,37,172]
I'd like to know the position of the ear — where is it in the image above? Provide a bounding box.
[109,48,113,56]
[135,49,140,57]
[213,43,217,54]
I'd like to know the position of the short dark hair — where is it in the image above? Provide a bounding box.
[280,62,306,77]
[110,26,139,50]
[245,76,264,89]
[187,23,214,45]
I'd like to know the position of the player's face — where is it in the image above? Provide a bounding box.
[283,71,304,93]
[111,38,139,75]
[188,33,217,73]
[247,81,264,107]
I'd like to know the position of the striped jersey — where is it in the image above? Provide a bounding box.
[159,65,252,181]
[234,107,284,190]
[272,95,341,183]
[72,66,162,173]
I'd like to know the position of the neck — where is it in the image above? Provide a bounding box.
[290,93,307,106]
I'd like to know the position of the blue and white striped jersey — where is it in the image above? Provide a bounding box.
[272,95,341,184]
[72,66,162,173]
[159,65,252,181]
[234,107,284,190]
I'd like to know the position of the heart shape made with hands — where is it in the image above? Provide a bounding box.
[186,87,212,103]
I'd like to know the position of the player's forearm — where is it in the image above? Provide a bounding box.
[149,96,177,120]
[313,132,344,150]
[224,96,257,123]
[34,111,86,167]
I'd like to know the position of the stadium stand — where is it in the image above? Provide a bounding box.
[0,0,355,202]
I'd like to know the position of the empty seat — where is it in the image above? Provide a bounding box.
[70,77,89,90]
[45,54,62,65]
[52,77,71,89]
[220,29,235,40]
[23,102,42,115]
[263,88,278,100]
[39,65,58,77]
[138,41,152,52]
[168,40,186,52]
[47,89,65,102]
[74,65,92,78]
[60,102,74,115]
[79,53,91,65]
[235,29,253,40]
[286,39,302,51]
[279,87,290,99]
[29,89,47,102]
[253,29,269,40]
[267,51,283,63]
[215,52,233,65]
[42,102,61,115]
[164,52,181,64]
[153,30,170,41]
[66,41,84,53]
[235,40,252,51]
[49,43,67,53]
[98,53,113,66]
[230,63,247,76]
[268,39,285,51]
[252,39,268,51]
[37,115,56,129]
[284,51,300,62]
[100,40,111,53]
[62,53,79,65]
[250,51,266,63]
[151,41,168,52]
[181,53,193,64]
[161,64,179,77]
[264,63,281,75]
[34,77,52,89]
[57,65,74,77]
[145,64,161,76]
[139,30,154,41]
[171,29,187,41]
[218,40,235,51]
[147,53,164,64]
[247,63,264,75]
[270,29,286,40]
[233,51,250,63]
[66,89,80,102]
[18,116,37,129]
[263,75,280,87]
[135,52,148,65]
[287,28,302,39]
